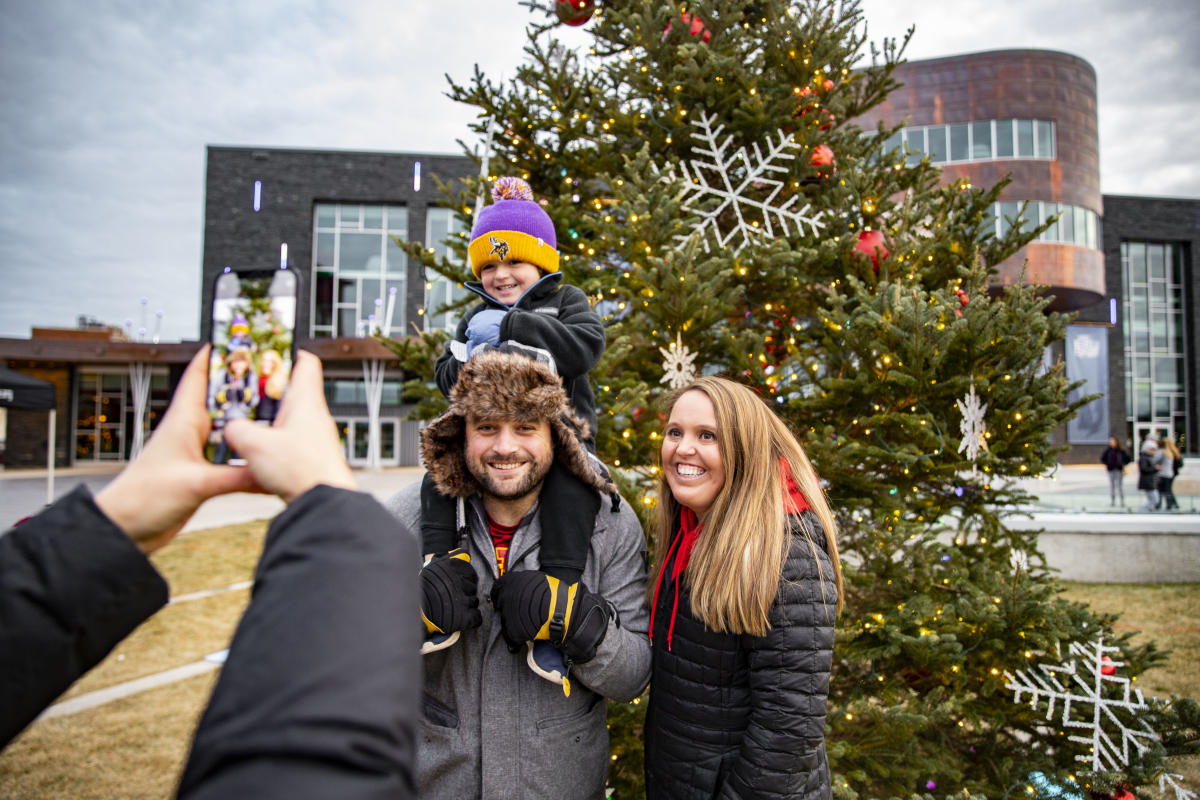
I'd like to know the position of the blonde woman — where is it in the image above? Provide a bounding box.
[644,376,842,800]
[1158,436,1182,511]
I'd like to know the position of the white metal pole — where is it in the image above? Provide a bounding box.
[46,409,56,505]
[129,362,150,459]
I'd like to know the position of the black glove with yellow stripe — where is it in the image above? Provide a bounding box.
[490,570,613,664]
[420,549,481,651]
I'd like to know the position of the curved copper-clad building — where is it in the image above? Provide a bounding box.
[856,49,1103,311]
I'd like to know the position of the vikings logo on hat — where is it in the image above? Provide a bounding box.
[488,235,510,261]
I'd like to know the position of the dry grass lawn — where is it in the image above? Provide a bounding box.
[0,519,1195,799]
[1,673,218,800]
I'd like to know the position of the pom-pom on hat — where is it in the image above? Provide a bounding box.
[468,177,559,278]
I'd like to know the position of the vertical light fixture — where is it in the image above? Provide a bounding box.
[414,161,422,192]
[280,243,288,269]
[253,180,262,212]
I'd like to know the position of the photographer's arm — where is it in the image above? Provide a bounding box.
[178,351,418,799]
[0,347,255,749]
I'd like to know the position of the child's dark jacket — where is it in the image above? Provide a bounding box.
[434,273,604,438]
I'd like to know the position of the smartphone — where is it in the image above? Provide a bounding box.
[206,267,299,464]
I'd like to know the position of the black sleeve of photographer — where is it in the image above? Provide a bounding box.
[0,486,168,749]
[177,485,420,800]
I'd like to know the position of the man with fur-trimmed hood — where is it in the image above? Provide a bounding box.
[385,349,651,799]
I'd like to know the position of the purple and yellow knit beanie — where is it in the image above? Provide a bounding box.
[468,177,559,278]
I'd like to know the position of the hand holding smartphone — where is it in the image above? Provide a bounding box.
[206,267,299,464]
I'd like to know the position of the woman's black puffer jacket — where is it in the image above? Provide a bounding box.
[644,511,838,800]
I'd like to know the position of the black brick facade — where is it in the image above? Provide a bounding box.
[201,146,474,342]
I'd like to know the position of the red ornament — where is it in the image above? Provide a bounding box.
[822,79,834,92]
[854,230,889,271]
[809,144,835,169]
[1100,656,1117,676]
[556,0,595,26]
[663,11,712,43]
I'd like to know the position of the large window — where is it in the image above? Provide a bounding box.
[312,204,408,338]
[424,207,470,333]
[324,378,404,407]
[1123,241,1189,447]
[884,118,1056,166]
[981,201,1099,249]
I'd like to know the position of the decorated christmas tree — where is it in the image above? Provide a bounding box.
[390,1,1199,797]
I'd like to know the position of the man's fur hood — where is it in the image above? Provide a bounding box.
[421,350,615,499]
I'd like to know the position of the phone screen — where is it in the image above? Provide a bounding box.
[206,268,299,464]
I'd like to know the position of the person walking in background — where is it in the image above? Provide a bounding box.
[1137,438,1163,512]
[1099,436,1133,507]
[644,377,841,799]
[1157,436,1183,511]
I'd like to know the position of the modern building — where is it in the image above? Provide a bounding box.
[855,49,1197,459]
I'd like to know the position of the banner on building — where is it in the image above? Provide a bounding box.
[1066,325,1109,444]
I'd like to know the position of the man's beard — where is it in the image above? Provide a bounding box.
[469,452,552,502]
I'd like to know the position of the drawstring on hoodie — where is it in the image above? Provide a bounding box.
[651,458,810,652]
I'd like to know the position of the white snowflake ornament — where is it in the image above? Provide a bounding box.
[1004,637,1162,775]
[956,382,989,465]
[1161,774,1197,800]
[660,332,698,390]
[658,110,825,254]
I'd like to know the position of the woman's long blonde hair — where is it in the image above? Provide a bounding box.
[650,376,843,636]
[1161,436,1181,461]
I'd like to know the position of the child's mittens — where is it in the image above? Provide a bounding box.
[466,309,507,355]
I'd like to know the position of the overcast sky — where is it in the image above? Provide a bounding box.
[2,0,1196,343]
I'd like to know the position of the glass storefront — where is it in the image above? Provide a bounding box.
[73,368,170,462]
[335,417,401,467]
